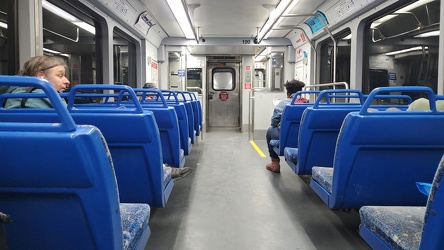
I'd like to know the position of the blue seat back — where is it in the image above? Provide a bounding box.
[0,76,127,249]
[176,90,202,136]
[330,87,444,208]
[67,85,171,207]
[133,89,191,155]
[295,89,364,174]
[277,90,319,156]
[131,88,184,167]
[160,90,192,154]
[169,91,196,144]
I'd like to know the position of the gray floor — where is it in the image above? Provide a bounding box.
[146,129,371,250]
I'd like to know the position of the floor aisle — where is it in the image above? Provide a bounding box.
[146,129,370,250]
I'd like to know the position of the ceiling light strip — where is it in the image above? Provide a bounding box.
[385,46,428,56]
[166,0,197,41]
[257,0,299,42]
[42,0,95,34]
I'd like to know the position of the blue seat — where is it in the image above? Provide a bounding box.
[174,91,196,144]
[66,85,174,207]
[161,90,192,155]
[285,89,364,174]
[0,76,150,249]
[363,94,412,110]
[359,154,444,250]
[192,92,203,134]
[310,87,444,209]
[128,88,185,168]
[271,90,318,156]
[176,91,202,136]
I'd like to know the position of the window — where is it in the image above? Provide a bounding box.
[363,0,440,95]
[0,0,17,75]
[42,0,99,87]
[187,68,202,94]
[319,29,351,86]
[212,67,235,91]
[113,29,136,87]
[254,69,266,88]
[270,52,284,90]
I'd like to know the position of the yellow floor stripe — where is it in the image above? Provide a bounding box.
[250,140,266,158]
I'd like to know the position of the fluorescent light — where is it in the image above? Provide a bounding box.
[372,0,435,28]
[258,0,300,42]
[73,21,96,34]
[42,1,77,22]
[385,46,427,56]
[372,14,396,28]
[397,0,435,12]
[0,21,7,29]
[42,0,95,34]
[43,48,70,57]
[264,0,300,39]
[342,34,352,40]
[415,31,440,38]
[255,55,266,62]
[166,0,196,40]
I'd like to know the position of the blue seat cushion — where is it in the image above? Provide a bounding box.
[269,139,279,148]
[312,167,333,194]
[359,206,424,250]
[163,165,172,187]
[284,147,298,164]
[120,203,151,250]
[416,182,432,196]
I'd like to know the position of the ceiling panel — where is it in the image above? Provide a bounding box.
[139,0,328,55]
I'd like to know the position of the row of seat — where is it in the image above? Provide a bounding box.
[0,76,202,249]
[65,85,202,207]
[272,86,444,249]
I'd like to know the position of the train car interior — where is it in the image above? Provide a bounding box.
[0,0,443,249]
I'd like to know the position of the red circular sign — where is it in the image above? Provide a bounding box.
[219,91,229,101]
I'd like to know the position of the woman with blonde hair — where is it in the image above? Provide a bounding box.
[5,55,70,108]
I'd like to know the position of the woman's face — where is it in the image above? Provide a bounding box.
[41,65,70,92]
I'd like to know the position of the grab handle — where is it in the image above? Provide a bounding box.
[68,84,144,113]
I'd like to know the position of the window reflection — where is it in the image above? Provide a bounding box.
[113,29,136,87]
[319,30,351,87]
[0,2,8,75]
[42,1,97,87]
[365,0,440,95]
[212,67,235,91]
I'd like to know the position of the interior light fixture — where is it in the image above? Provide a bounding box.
[43,48,70,57]
[385,46,428,56]
[254,46,266,58]
[264,0,300,40]
[372,0,434,28]
[166,0,196,40]
[414,31,440,38]
[342,34,352,40]
[42,0,95,34]
[257,0,300,42]
[0,21,7,29]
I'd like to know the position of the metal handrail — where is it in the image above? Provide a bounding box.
[303,81,349,90]
[248,87,266,141]
[43,27,79,43]
[304,82,349,103]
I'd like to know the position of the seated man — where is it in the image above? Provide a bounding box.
[265,79,307,173]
